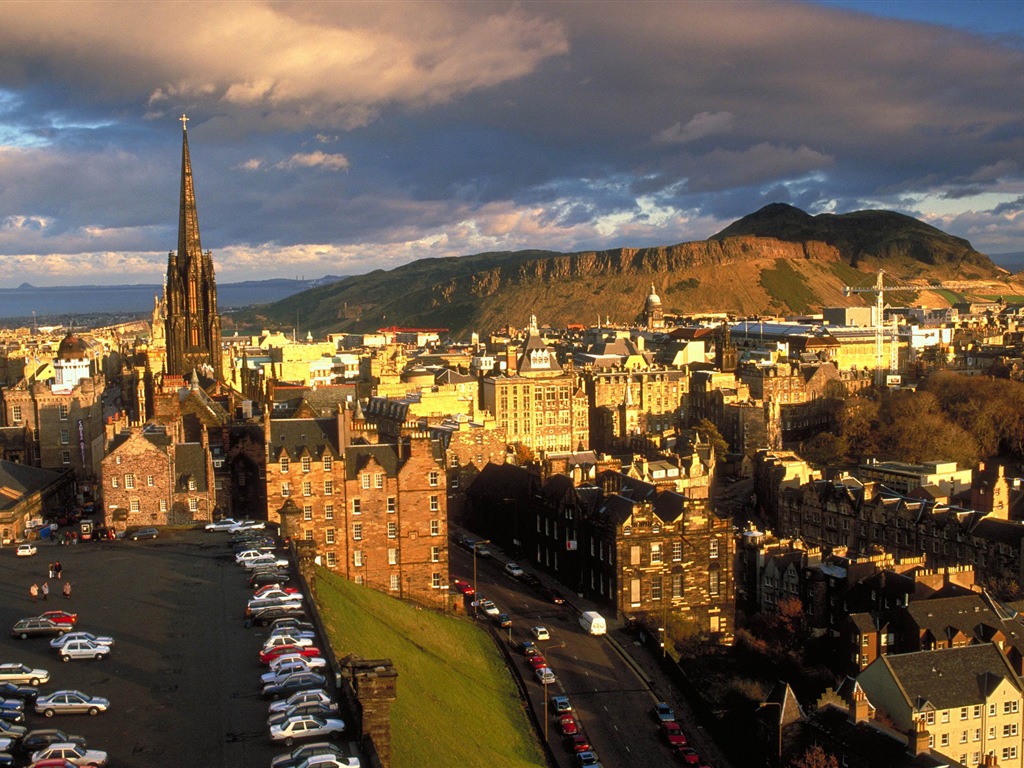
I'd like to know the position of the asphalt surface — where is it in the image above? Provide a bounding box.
[0,530,357,768]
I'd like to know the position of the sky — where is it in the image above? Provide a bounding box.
[0,1,1022,287]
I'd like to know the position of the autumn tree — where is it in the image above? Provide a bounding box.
[789,745,838,768]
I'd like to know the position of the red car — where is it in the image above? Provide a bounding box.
[558,713,580,736]
[452,579,475,596]
[528,655,548,671]
[678,747,701,765]
[660,720,687,749]
[37,611,77,626]
[253,584,299,598]
[259,645,322,666]
[565,735,592,753]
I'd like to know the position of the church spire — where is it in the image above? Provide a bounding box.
[178,114,203,266]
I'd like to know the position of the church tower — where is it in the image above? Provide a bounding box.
[165,115,223,380]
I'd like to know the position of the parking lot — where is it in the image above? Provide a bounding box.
[0,530,355,768]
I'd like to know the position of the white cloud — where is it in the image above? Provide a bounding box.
[654,112,734,145]
[275,152,349,172]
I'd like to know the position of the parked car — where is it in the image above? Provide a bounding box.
[517,641,540,658]
[565,734,592,753]
[34,691,109,717]
[0,720,26,740]
[653,702,676,722]
[12,619,66,640]
[504,562,524,578]
[268,618,315,635]
[270,741,347,768]
[250,606,307,626]
[260,646,322,666]
[451,579,474,596]
[262,659,326,686]
[267,702,338,727]
[50,633,113,650]
[268,689,338,716]
[12,729,86,755]
[544,588,566,605]
[58,640,110,663]
[678,747,702,765]
[518,572,542,589]
[128,528,158,541]
[575,751,602,767]
[558,713,580,736]
[269,714,345,746]
[0,664,49,686]
[229,519,266,533]
[550,696,572,715]
[36,612,77,627]
[16,544,37,557]
[249,572,295,589]
[660,720,687,748]
[29,743,107,767]
[263,672,327,700]
[527,655,548,671]
[254,585,300,598]
[0,698,25,718]
[0,682,39,703]
[268,654,327,673]
[204,518,239,531]
[262,635,315,653]
[492,613,512,628]
[531,626,551,641]
[475,599,500,618]
[535,667,556,685]
[244,555,289,571]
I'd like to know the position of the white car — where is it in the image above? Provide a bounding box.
[0,662,49,685]
[229,519,267,533]
[51,631,115,649]
[475,598,500,618]
[535,666,556,685]
[268,689,339,716]
[248,593,303,611]
[269,625,315,640]
[59,639,111,662]
[531,626,551,641]
[243,554,289,570]
[262,660,325,686]
[504,562,525,578]
[205,518,239,531]
[16,543,37,557]
[269,654,327,673]
[269,713,346,746]
[31,742,109,766]
[263,635,315,653]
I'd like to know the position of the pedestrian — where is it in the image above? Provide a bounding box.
[41,581,49,601]
[48,562,54,579]
[63,582,71,600]
[54,561,62,579]
[29,583,39,602]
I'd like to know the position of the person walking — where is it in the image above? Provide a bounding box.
[62,582,71,600]
[29,583,39,602]
[48,562,55,579]
[41,582,49,601]
[54,561,62,579]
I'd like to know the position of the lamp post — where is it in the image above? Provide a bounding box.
[472,539,491,619]
[758,700,783,767]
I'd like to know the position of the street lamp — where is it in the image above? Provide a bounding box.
[472,539,491,619]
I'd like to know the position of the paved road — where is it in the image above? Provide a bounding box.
[0,531,354,768]
[452,545,682,768]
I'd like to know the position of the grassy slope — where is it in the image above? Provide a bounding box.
[315,569,545,768]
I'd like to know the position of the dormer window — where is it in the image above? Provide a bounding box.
[280,457,290,473]
[301,457,311,473]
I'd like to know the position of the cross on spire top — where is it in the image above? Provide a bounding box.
[180,114,189,131]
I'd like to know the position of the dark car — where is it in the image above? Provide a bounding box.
[517,641,540,658]
[0,683,39,703]
[544,588,566,605]
[249,572,294,589]
[250,605,307,627]
[14,729,86,755]
[11,618,66,640]
[0,707,25,723]
[262,672,327,700]
[492,613,512,628]
[267,702,337,727]
[270,741,347,768]
[0,719,26,738]
[0,698,25,717]
[518,572,542,589]
[128,527,158,540]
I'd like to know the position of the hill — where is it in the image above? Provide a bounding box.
[226,205,1021,337]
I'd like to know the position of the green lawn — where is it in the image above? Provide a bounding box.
[315,569,546,768]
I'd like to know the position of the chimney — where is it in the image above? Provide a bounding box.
[849,685,870,724]
[907,717,930,757]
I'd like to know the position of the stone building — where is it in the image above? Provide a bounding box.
[101,424,216,529]
[0,460,75,543]
[269,406,449,607]
[582,367,687,454]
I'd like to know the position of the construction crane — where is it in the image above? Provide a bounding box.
[842,269,927,387]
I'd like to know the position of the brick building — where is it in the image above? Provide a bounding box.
[582,367,688,453]
[268,406,449,607]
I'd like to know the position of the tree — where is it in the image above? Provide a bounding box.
[789,745,838,768]
[693,418,729,459]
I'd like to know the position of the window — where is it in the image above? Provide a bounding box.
[304,530,313,541]
[451,475,459,489]
[281,482,290,497]
[672,573,683,598]
[326,529,336,545]
[429,470,439,487]
[280,457,289,472]
[973,729,980,742]
[326,552,337,567]
[651,575,662,600]
[60,429,69,445]
[302,481,312,497]
[973,705,981,719]
[147,475,154,487]
[960,731,968,743]
[353,550,363,567]
[11,405,21,422]
[961,707,969,721]
[430,495,439,512]
[989,727,996,740]
[116,455,122,465]
[1004,747,1019,761]
[122,473,134,489]
[387,497,396,513]
[1004,723,1019,737]
[941,711,950,724]
[129,499,140,512]
[387,521,397,539]
[940,734,949,747]
[323,480,333,496]
[325,503,334,521]
[430,519,439,536]
[111,477,119,489]
[301,457,311,473]
[303,505,313,521]
[352,499,361,515]
[361,474,370,489]
[651,543,662,564]
[432,572,441,589]
[1005,700,1020,714]
[709,539,719,559]
[672,541,682,562]
[61,451,70,465]
[990,704,997,717]
[925,712,935,726]
[353,523,362,541]
[188,477,197,491]
[388,548,398,565]
[431,546,440,563]
[189,498,199,512]
[709,569,720,597]
[323,455,333,472]
[159,499,167,513]
[58,404,69,420]
[375,473,384,489]
[390,575,400,592]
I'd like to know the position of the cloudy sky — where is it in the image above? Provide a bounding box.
[0,1,1022,287]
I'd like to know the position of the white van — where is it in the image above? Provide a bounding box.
[579,611,607,636]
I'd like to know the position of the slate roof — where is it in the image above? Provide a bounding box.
[174,443,209,492]
[0,427,27,452]
[652,490,685,524]
[904,595,995,642]
[268,418,341,461]
[344,444,399,480]
[0,460,65,512]
[467,462,541,501]
[880,643,1022,711]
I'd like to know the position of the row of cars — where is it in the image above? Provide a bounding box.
[653,702,712,766]
[216,523,360,767]
[1,610,112,766]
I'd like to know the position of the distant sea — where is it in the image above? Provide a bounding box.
[0,277,346,323]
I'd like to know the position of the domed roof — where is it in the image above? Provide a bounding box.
[646,284,662,308]
[57,333,89,360]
